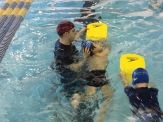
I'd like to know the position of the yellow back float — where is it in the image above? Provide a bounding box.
[86,22,108,41]
[120,53,146,83]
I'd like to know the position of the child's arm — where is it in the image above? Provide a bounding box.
[75,27,86,40]
[119,73,130,87]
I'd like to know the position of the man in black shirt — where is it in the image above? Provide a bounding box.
[53,20,89,109]
[121,68,163,122]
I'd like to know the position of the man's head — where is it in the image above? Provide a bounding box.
[56,21,77,41]
[132,68,149,86]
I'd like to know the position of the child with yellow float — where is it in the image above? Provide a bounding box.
[80,21,112,122]
[120,54,163,121]
[82,21,109,56]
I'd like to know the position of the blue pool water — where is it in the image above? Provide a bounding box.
[0,0,163,122]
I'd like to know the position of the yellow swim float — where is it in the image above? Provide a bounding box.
[86,22,108,41]
[120,53,146,83]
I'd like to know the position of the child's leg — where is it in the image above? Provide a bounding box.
[101,84,112,99]
[86,85,96,97]
[73,86,97,122]
[71,85,96,109]
[96,84,112,122]
[71,93,82,109]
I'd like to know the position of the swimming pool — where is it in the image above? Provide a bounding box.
[0,0,163,122]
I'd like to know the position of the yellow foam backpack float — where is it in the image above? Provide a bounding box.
[120,53,146,83]
[86,22,108,41]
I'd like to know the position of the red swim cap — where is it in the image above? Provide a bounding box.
[56,21,75,36]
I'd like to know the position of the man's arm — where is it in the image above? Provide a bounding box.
[67,57,87,72]
[67,47,90,72]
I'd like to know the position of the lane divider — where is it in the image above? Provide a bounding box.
[0,0,19,16]
[0,0,32,62]
[0,1,24,39]
[0,0,20,29]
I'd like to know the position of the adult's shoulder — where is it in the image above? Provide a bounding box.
[55,39,61,48]
[54,40,65,51]
[54,40,65,57]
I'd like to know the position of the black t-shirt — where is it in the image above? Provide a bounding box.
[124,86,162,115]
[54,40,79,83]
[54,40,79,66]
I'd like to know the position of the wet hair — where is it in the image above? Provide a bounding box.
[56,21,75,37]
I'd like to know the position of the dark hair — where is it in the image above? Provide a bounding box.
[56,21,75,37]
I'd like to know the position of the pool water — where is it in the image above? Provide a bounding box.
[0,0,163,122]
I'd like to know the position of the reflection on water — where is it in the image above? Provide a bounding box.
[149,0,163,10]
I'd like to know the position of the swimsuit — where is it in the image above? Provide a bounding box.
[85,70,109,87]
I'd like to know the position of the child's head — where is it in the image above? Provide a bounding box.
[132,68,149,87]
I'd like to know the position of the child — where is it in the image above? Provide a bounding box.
[82,40,112,122]
[121,68,163,122]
